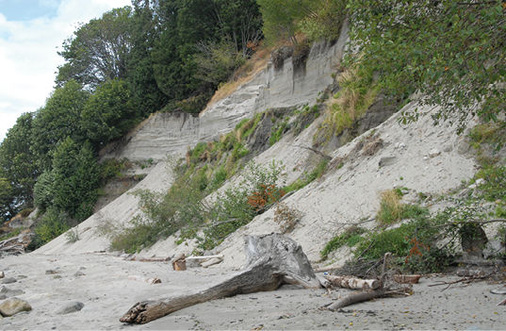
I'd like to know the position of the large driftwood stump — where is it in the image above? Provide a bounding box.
[120,233,321,324]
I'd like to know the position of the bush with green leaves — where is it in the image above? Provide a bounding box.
[111,160,285,254]
[354,217,451,273]
[320,226,366,260]
[33,207,70,247]
[376,189,429,225]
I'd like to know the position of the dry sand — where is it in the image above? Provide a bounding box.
[0,252,504,330]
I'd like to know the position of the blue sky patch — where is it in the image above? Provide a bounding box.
[0,0,59,21]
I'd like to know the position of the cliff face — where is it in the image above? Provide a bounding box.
[36,25,351,254]
[36,23,480,267]
[102,24,349,162]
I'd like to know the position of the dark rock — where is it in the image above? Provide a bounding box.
[0,285,25,298]
[56,301,84,315]
[1,277,17,284]
[379,156,397,167]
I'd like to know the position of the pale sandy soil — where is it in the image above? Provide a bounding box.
[0,252,504,330]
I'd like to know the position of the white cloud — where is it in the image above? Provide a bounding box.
[0,0,131,141]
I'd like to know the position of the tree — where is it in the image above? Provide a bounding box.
[81,79,137,148]
[257,0,313,44]
[0,178,14,223]
[297,0,347,42]
[127,1,168,116]
[51,138,100,221]
[193,39,245,85]
[213,0,262,57]
[0,112,39,218]
[31,80,89,169]
[346,0,506,130]
[33,170,55,212]
[56,6,134,89]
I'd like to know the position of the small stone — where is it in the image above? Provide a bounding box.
[1,277,17,284]
[0,271,4,278]
[0,297,32,317]
[428,148,441,158]
[56,301,84,315]
[378,156,397,167]
[0,285,25,298]
[394,142,406,149]
[45,269,59,275]
[74,271,85,277]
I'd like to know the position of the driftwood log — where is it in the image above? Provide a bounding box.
[325,252,413,311]
[120,233,321,324]
[324,275,380,290]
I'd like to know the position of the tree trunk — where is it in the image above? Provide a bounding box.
[120,233,321,324]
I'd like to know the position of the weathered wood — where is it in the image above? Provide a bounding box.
[185,254,224,261]
[171,253,186,271]
[325,275,380,290]
[327,289,387,311]
[120,233,321,324]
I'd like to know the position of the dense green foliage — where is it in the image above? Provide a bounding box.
[0,0,263,226]
[346,0,506,130]
[0,113,38,221]
[257,0,346,44]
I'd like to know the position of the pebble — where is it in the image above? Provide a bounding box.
[428,148,441,158]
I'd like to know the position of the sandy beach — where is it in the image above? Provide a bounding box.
[0,252,504,330]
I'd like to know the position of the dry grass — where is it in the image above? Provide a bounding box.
[314,64,378,147]
[377,189,403,225]
[205,45,274,109]
[325,67,378,135]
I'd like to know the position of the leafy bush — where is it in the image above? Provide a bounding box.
[269,121,290,145]
[376,190,429,225]
[473,165,506,202]
[33,207,70,247]
[111,161,286,253]
[321,226,366,260]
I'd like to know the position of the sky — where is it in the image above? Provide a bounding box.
[0,0,131,141]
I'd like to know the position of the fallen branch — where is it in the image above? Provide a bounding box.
[428,273,491,291]
[327,288,410,311]
[120,234,321,324]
